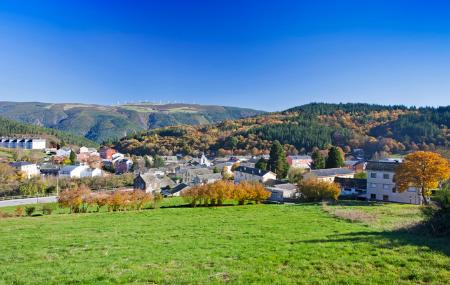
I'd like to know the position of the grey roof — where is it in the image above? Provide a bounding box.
[366,160,400,172]
[269,183,298,191]
[138,173,157,184]
[9,161,34,168]
[170,183,189,194]
[195,173,222,181]
[235,166,273,177]
[288,155,312,160]
[309,168,355,177]
[138,173,176,188]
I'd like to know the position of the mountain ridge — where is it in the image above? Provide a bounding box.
[0,101,265,143]
[110,102,449,159]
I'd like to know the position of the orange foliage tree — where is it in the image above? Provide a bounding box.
[298,179,340,202]
[58,184,92,213]
[394,151,450,205]
[181,180,270,206]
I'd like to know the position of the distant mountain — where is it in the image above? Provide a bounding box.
[0,116,98,148]
[111,103,449,159]
[0,102,265,142]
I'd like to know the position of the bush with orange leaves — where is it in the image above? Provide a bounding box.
[298,179,340,202]
[58,184,92,213]
[181,180,270,207]
[58,185,153,213]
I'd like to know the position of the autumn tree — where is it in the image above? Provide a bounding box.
[0,163,17,186]
[394,151,450,205]
[298,179,341,202]
[58,184,92,213]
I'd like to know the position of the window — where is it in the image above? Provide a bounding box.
[383,173,390,179]
[370,183,377,188]
[392,187,397,193]
[383,195,389,201]
[370,172,377,178]
[383,184,390,190]
[370,194,376,199]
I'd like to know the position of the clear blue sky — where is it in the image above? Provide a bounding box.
[0,1,449,111]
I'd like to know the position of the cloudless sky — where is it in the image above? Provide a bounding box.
[0,1,449,111]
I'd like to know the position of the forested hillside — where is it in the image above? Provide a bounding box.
[111,103,449,158]
[0,116,98,148]
[0,102,264,142]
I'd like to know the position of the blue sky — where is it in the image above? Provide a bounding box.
[0,1,449,111]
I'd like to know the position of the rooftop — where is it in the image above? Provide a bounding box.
[310,168,355,177]
[235,166,273,177]
[366,160,401,172]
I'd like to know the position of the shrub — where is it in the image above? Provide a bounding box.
[42,204,54,215]
[0,211,14,219]
[107,191,128,212]
[58,184,92,213]
[298,179,341,202]
[15,206,24,217]
[181,180,270,207]
[152,192,163,209]
[25,206,36,216]
[131,190,152,210]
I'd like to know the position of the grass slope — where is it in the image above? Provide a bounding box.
[0,202,449,284]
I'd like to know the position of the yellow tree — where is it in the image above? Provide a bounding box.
[394,151,450,205]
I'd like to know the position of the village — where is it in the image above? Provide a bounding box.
[0,136,431,206]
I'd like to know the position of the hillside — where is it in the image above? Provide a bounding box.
[0,116,98,148]
[0,102,264,143]
[111,103,449,158]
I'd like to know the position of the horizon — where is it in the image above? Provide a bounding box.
[1,99,448,113]
[1,1,450,111]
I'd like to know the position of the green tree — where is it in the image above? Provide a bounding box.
[354,172,368,179]
[152,155,165,168]
[255,158,268,171]
[288,167,304,184]
[326,146,344,168]
[311,150,325,169]
[69,150,77,165]
[19,178,47,196]
[268,140,289,179]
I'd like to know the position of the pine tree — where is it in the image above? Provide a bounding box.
[69,150,77,165]
[268,140,289,179]
[326,146,344,168]
[311,150,325,169]
[255,158,268,170]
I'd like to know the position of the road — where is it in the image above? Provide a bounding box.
[0,196,57,208]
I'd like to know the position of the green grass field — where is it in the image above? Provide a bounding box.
[0,200,449,284]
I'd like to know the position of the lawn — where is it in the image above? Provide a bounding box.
[0,201,449,284]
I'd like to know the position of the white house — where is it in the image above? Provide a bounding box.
[56,148,72,158]
[9,162,40,179]
[234,166,277,184]
[303,168,355,183]
[365,160,422,204]
[287,155,312,169]
[266,183,298,202]
[59,164,103,178]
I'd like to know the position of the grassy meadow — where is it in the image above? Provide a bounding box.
[0,200,449,284]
